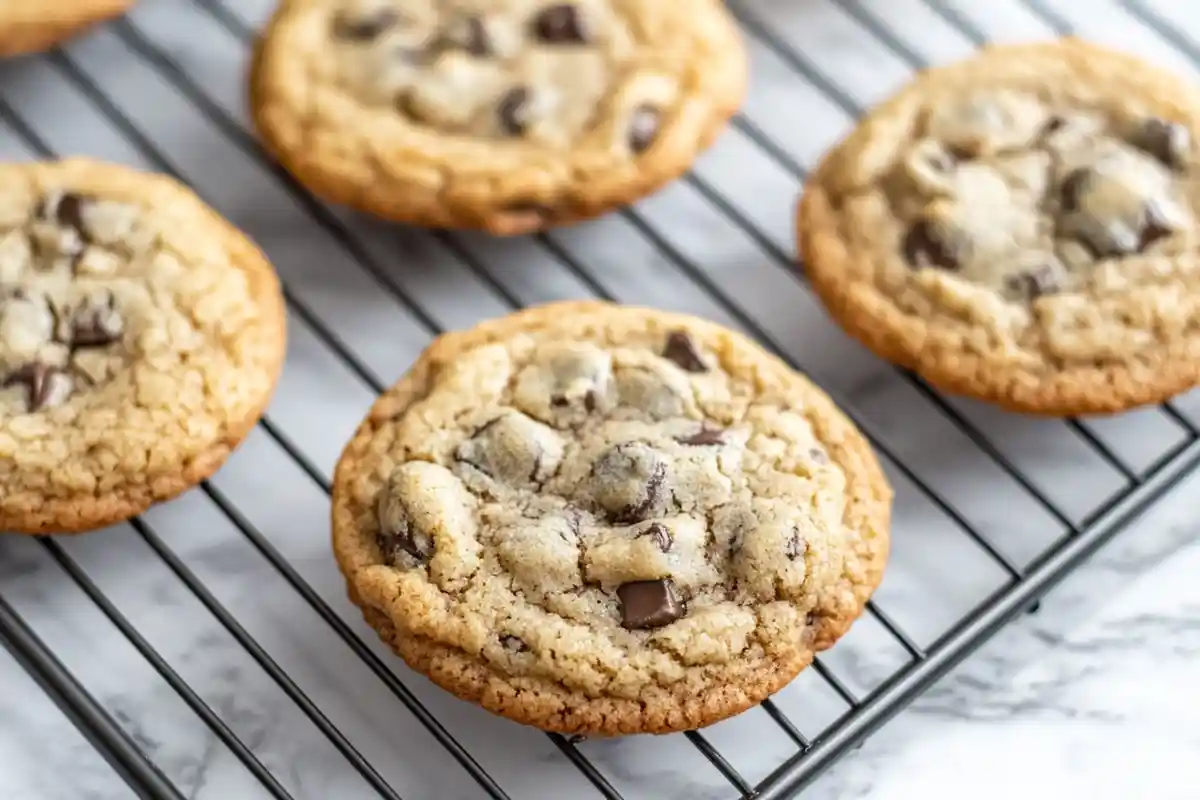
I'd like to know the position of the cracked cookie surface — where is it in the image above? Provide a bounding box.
[0,0,133,57]
[0,159,286,535]
[332,301,891,735]
[252,0,747,234]
[800,39,1200,415]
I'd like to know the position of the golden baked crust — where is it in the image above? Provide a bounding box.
[250,0,747,234]
[800,39,1200,416]
[0,0,133,57]
[332,301,891,735]
[0,159,286,535]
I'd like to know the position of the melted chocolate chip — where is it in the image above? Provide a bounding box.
[676,427,726,446]
[447,16,491,56]
[3,362,74,412]
[1041,116,1067,137]
[1060,168,1090,213]
[628,105,661,153]
[590,443,668,524]
[499,634,530,653]
[332,8,399,41]
[498,87,532,136]
[54,193,89,235]
[637,522,673,553]
[454,412,563,488]
[1140,204,1175,251]
[1005,264,1061,301]
[1134,117,1190,172]
[533,4,588,43]
[617,579,684,630]
[786,530,805,560]
[903,219,960,271]
[68,293,124,349]
[662,331,707,373]
[376,496,434,565]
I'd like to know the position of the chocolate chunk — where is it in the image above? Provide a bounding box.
[1059,168,1090,213]
[637,522,673,553]
[533,4,588,44]
[590,443,668,524]
[455,412,564,488]
[499,634,530,653]
[807,447,829,465]
[1133,117,1190,171]
[517,344,614,423]
[1005,264,1061,301]
[67,293,124,349]
[617,579,684,630]
[1041,116,1067,137]
[498,87,532,136]
[902,218,961,271]
[4,362,74,412]
[53,193,89,235]
[376,492,434,565]
[662,331,707,373]
[786,530,805,560]
[676,427,725,446]
[332,8,398,41]
[628,105,661,153]
[445,15,491,56]
[1140,203,1174,251]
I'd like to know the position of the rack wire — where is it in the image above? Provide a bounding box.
[3,1,1200,798]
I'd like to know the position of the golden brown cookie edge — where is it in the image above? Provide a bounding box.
[797,37,1200,417]
[331,300,892,733]
[0,0,134,58]
[250,1,749,234]
[0,157,288,535]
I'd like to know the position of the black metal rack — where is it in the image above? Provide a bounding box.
[3,1,1200,798]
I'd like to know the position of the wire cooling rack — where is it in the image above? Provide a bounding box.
[5,1,1200,798]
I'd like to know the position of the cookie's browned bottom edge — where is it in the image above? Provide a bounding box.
[0,399,267,536]
[347,584,815,737]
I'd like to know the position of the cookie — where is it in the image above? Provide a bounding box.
[251,0,747,235]
[0,0,134,58]
[0,159,286,535]
[331,301,891,735]
[800,39,1200,416]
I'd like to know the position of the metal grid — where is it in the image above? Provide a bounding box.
[4,1,1200,798]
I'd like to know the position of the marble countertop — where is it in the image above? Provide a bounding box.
[3,457,1198,800]
[4,0,1200,798]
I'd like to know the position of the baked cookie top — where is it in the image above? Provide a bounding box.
[800,39,1200,415]
[252,0,746,233]
[0,159,285,534]
[332,302,890,734]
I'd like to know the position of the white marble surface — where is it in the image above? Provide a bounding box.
[4,0,1200,798]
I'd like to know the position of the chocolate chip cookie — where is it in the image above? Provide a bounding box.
[331,301,891,735]
[800,39,1200,416]
[0,159,286,535]
[0,0,134,57]
[251,0,747,234]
